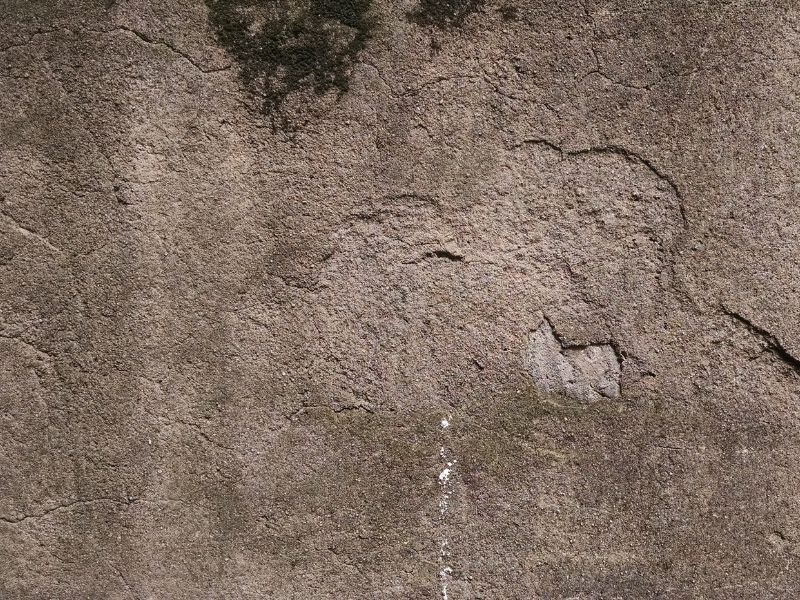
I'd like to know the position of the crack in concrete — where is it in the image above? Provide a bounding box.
[402,248,465,265]
[0,25,231,75]
[175,417,236,452]
[284,401,377,424]
[112,26,232,74]
[0,29,60,54]
[528,316,623,401]
[0,209,64,255]
[139,393,236,453]
[581,65,653,91]
[110,563,142,600]
[545,315,626,370]
[425,249,464,262]
[722,306,800,374]
[0,332,55,360]
[0,497,138,525]
[577,6,654,94]
[519,137,689,226]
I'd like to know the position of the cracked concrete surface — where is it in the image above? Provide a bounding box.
[2,0,800,598]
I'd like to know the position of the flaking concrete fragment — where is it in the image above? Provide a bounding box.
[526,319,621,402]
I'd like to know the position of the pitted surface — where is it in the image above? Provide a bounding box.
[2,1,800,598]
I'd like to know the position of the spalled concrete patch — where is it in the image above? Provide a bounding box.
[526,318,621,402]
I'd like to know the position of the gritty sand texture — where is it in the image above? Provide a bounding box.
[2,0,800,598]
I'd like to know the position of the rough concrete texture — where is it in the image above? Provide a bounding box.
[1,0,800,598]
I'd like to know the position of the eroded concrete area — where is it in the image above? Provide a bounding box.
[526,318,621,402]
[2,0,800,598]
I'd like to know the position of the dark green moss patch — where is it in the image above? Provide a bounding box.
[205,0,375,130]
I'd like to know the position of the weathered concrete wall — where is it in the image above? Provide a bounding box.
[2,0,800,598]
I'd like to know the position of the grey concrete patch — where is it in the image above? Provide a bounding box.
[526,318,621,402]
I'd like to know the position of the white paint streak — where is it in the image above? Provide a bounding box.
[438,416,455,599]
[439,565,453,600]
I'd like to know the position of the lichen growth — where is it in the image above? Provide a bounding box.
[205,0,375,130]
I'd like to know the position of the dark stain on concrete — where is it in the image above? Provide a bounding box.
[497,4,518,21]
[205,0,375,129]
[408,0,484,29]
[451,376,797,596]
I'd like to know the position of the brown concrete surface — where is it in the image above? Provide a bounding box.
[2,0,800,598]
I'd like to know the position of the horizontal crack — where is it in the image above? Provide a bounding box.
[425,249,464,262]
[113,27,232,74]
[1,26,231,77]
[0,28,59,53]
[0,497,138,525]
[519,138,688,226]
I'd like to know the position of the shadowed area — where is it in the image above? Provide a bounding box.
[408,0,484,28]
